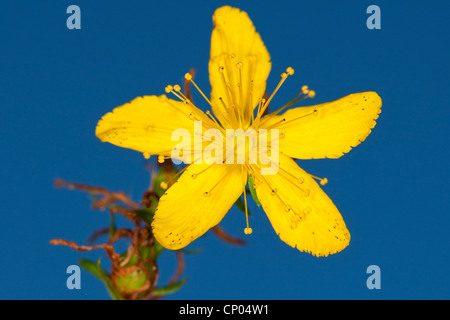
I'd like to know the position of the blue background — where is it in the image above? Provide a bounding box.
[1,0,449,299]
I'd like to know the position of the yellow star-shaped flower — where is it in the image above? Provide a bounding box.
[96,6,382,257]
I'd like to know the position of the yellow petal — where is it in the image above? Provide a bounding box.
[251,155,350,257]
[209,6,271,127]
[152,163,247,250]
[96,95,205,158]
[260,92,382,159]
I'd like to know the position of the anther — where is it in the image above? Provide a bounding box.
[302,85,309,94]
[165,85,173,93]
[189,112,195,120]
[184,73,192,81]
[308,90,316,98]
[244,227,253,235]
[313,109,319,117]
[236,62,243,68]
[173,84,181,92]
[160,181,168,189]
[158,155,165,163]
[218,66,224,73]
[286,67,295,75]
[143,152,151,159]
[271,188,277,196]
[203,191,211,197]
[191,173,198,179]
[304,189,311,197]
[281,72,288,79]
[320,178,328,185]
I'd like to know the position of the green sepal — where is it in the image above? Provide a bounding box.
[247,174,261,206]
[234,196,252,216]
[152,278,187,297]
[79,258,123,300]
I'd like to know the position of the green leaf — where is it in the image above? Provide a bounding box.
[247,174,261,206]
[152,278,187,297]
[79,258,123,300]
[234,195,252,216]
[151,240,165,259]
[133,207,155,225]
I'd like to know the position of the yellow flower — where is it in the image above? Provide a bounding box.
[95,6,382,257]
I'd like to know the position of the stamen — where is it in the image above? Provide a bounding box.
[217,66,240,127]
[218,66,234,108]
[277,167,311,197]
[268,108,319,129]
[286,67,295,75]
[272,85,316,116]
[302,85,309,94]
[256,67,294,120]
[206,110,221,128]
[254,171,307,226]
[250,80,255,122]
[165,84,186,102]
[166,83,217,129]
[184,72,214,108]
[203,172,226,198]
[173,84,192,103]
[165,85,173,93]
[243,185,252,235]
[158,155,165,163]
[191,164,215,179]
[310,174,328,185]
[237,62,244,112]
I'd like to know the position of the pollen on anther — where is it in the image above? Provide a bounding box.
[320,178,328,185]
[286,67,294,75]
[165,85,173,93]
[184,73,192,81]
[173,84,181,92]
[244,227,253,235]
[157,155,165,163]
[143,152,151,159]
[160,182,168,190]
[308,90,316,98]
